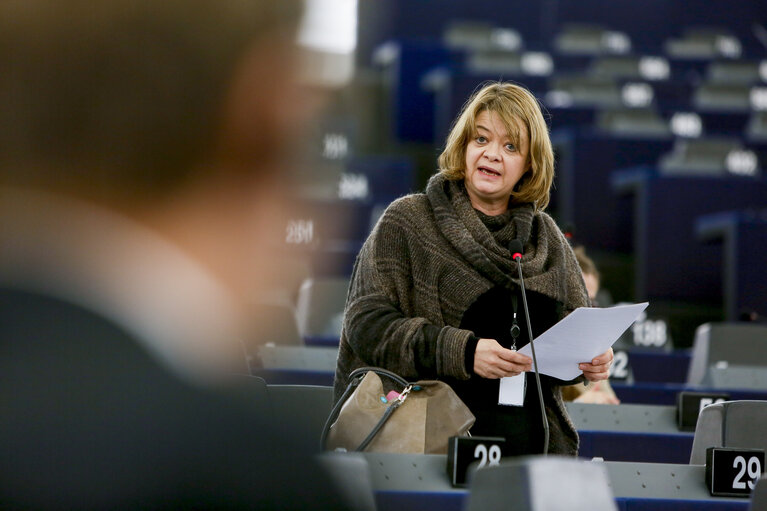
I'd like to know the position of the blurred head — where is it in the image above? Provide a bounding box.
[574,245,601,304]
[438,82,554,210]
[0,0,305,204]
[0,0,313,319]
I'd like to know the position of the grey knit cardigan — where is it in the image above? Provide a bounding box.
[334,174,590,455]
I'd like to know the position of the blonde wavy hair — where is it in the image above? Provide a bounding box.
[437,81,554,210]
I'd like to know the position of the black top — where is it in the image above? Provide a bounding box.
[449,285,563,455]
[0,287,351,510]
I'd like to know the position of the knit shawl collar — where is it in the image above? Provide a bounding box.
[425,173,587,311]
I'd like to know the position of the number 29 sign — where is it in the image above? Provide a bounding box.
[706,447,765,497]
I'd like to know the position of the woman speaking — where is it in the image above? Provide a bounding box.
[334,82,613,455]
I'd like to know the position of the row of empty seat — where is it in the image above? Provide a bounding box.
[260,373,767,509]
[252,318,767,402]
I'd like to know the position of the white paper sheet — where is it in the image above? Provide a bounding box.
[517,302,649,381]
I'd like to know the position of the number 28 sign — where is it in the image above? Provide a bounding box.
[447,436,507,487]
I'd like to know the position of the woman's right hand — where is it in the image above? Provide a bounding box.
[473,338,532,379]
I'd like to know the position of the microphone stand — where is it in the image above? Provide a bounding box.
[512,253,550,456]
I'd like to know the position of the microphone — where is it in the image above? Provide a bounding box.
[509,239,550,456]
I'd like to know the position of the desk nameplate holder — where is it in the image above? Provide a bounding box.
[706,447,765,498]
[676,391,730,432]
[447,436,508,487]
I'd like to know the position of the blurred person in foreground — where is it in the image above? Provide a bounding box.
[334,82,613,456]
[561,247,621,405]
[0,1,351,509]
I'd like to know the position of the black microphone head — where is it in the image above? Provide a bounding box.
[508,240,523,260]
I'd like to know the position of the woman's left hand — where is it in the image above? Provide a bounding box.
[579,347,613,382]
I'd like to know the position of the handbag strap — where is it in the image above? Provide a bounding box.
[320,367,411,451]
[348,366,409,387]
[355,383,412,451]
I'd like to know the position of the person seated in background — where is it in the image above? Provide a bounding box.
[0,1,350,509]
[335,81,614,457]
[561,246,621,405]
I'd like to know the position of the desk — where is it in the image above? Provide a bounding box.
[545,108,751,137]
[274,199,371,277]
[613,381,767,406]
[346,155,416,204]
[384,39,453,143]
[612,166,767,303]
[697,210,767,321]
[256,367,767,405]
[629,349,692,384]
[257,348,696,383]
[256,369,334,386]
[567,402,693,463]
[579,430,693,463]
[304,335,341,347]
[254,345,337,385]
[359,453,749,511]
[555,131,673,252]
[258,362,696,463]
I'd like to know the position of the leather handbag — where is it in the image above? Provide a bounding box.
[321,367,475,454]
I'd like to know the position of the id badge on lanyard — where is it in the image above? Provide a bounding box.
[499,292,526,406]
